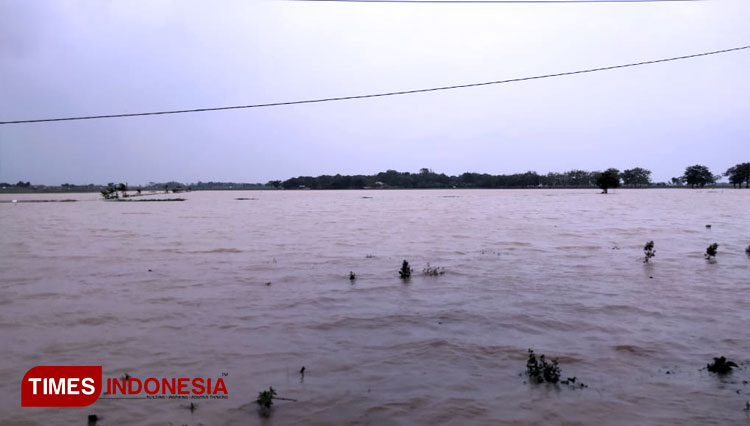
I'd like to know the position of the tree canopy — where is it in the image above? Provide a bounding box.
[621,168,652,187]
[725,162,750,188]
[682,165,715,188]
[596,168,621,194]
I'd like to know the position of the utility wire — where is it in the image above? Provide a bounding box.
[1,44,747,125]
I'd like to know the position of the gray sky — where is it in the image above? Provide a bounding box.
[1,0,748,185]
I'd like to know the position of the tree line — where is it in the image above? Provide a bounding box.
[274,163,750,191]
[2,162,748,193]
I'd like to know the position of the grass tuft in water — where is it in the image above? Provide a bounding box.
[705,243,719,260]
[643,241,655,263]
[399,260,412,279]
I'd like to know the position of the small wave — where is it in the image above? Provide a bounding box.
[612,344,660,357]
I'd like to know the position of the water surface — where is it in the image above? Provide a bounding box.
[1,189,749,425]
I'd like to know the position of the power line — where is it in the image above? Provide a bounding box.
[1,44,747,125]
[286,0,705,3]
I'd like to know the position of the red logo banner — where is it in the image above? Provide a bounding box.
[22,366,102,407]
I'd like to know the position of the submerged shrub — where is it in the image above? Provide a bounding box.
[422,263,445,276]
[745,245,750,255]
[257,387,276,408]
[705,243,719,260]
[525,349,586,388]
[349,271,356,281]
[643,241,655,263]
[707,356,738,374]
[256,386,277,416]
[399,260,412,279]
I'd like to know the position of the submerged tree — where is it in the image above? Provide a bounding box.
[526,349,561,384]
[682,165,715,188]
[596,168,621,194]
[706,356,738,374]
[100,183,118,199]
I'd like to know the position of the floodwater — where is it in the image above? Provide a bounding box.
[1,189,749,426]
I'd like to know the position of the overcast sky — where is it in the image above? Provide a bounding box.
[0,0,748,185]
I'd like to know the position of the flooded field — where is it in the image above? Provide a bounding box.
[1,189,749,425]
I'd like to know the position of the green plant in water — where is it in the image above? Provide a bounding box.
[422,263,445,276]
[526,349,561,384]
[643,241,655,263]
[257,387,276,408]
[525,349,586,388]
[255,386,296,416]
[399,260,412,279]
[705,243,719,260]
[707,356,738,374]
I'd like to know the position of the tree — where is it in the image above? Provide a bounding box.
[100,183,118,199]
[116,182,128,198]
[267,180,282,189]
[725,163,750,188]
[596,168,620,194]
[682,165,715,188]
[621,168,652,187]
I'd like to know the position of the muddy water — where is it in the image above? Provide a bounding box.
[1,189,749,425]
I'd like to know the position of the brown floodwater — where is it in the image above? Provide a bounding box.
[1,189,749,425]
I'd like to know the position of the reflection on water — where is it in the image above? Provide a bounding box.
[1,189,749,425]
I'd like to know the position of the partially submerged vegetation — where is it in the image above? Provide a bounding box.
[596,168,621,194]
[256,387,276,408]
[705,243,719,261]
[422,263,445,276]
[100,183,128,199]
[706,356,738,374]
[526,349,561,384]
[255,387,296,417]
[525,349,586,388]
[399,260,412,280]
[643,241,655,263]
